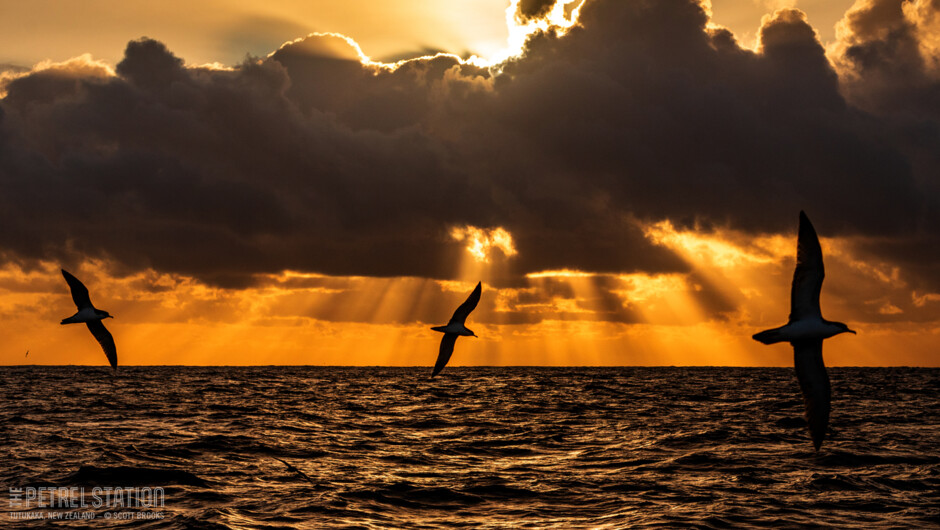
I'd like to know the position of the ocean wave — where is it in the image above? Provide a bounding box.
[1,366,937,528]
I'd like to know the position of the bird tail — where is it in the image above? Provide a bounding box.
[430,326,447,333]
[753,326,786,345]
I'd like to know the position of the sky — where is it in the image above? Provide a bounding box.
[0,0,938,367]
[0,0,860,68]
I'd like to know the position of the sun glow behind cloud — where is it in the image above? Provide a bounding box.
[494,0,585,65]
[0,0,587,91]
[267,0,585,73]
[450,226,518,263]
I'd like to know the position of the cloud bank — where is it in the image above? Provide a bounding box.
[1,0,937,305]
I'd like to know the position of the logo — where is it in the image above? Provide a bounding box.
[8,487,166,521]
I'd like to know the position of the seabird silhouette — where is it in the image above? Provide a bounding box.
[430,281,481,377]
[60,269,118,371]
[753,211,855,451]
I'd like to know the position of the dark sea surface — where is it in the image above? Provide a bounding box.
[1,366,938,528]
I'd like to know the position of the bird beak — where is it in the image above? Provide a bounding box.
[847,328,856,334]
[109,315,115,319]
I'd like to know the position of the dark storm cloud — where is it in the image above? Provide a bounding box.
[516,0,558,21]
[487,2,927,236]
[825,0,940,292]
[117,38,187,89]
[1,0,938,304]
[0,39,487,286]
[485,0,937,288]
[834,0,940,118]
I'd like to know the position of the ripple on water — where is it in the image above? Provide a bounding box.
[1,366,937,528]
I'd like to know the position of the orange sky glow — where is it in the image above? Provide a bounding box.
[0,0,858,69]
[3,220,936,366]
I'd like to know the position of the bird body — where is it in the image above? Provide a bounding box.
[59,269,118,371]
[61,306,112,325]
[753,319,852,344]
[430,322,476,336]
[752,212,854,451]
[430,281,481,377]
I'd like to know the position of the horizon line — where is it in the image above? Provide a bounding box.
[2,364,936,369]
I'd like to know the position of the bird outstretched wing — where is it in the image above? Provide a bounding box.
[448,282,482,325]
[789,211,824,322]
[432,333,458,378]
[62,269,93,310]
[793,339,830,451]
[86,320,118,370]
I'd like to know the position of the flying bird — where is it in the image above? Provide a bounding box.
[60,269,118,371]
[430,281,482,377]
[753,211,855,451]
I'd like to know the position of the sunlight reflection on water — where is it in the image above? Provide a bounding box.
[1,366,938,528]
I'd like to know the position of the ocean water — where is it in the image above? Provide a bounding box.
[1,366,938,528]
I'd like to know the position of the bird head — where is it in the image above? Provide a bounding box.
[468,328,477,337]
[835,321,855,335]
[97,310,114,319]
